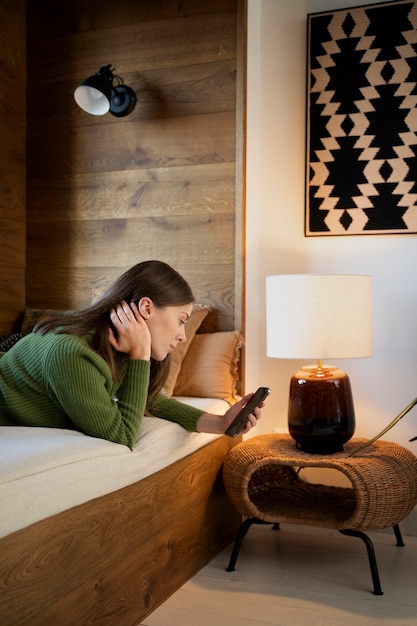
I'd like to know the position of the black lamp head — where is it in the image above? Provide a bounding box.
[74,64,136,117]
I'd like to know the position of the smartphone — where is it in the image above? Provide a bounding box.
[225,387,271,437]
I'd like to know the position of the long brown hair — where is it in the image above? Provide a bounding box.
[35,260,195,404]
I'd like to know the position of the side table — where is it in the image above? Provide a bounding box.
[222,434,417,595]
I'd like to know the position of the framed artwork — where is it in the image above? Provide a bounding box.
[306,0,417,236]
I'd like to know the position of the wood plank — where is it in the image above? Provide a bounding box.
[0,217,26,256]
[27,111,236,176]
[0,0,26,334]
[0,0,25,73]
[26,163,235,222]
[29,491,239,625]
[234,0,247,356]
[28,0,237,38]
[0,268,25,334]
[0,172,26,219]
[27,213,234,266]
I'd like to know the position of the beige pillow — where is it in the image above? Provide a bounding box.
[163,304,211,396]
[173,330,244,404]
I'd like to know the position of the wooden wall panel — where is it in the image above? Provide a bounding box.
[28,0,238,37]
[27,164,235,221]
[26,0,245,332]
[0,0,26,334]
[29,15,237,79]
[28,112,236,175]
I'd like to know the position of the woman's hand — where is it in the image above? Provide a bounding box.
[196,392,265,435]
[108,301,151,361]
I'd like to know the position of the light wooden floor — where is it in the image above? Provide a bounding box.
[141,523,417,626]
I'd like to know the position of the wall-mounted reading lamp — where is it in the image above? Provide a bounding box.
[74,64,136,117]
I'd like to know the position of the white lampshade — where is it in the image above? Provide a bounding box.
[266,274,372,360]
[74,85,111,115]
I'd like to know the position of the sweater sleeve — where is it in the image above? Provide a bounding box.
[44,338,150,448]
[148,393,205,432]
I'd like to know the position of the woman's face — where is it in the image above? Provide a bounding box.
[145,302,193,361]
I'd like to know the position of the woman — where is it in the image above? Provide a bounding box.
[0,260,263,447]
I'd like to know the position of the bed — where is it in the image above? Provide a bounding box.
[0,306,244,624]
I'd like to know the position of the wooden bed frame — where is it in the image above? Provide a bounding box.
[0,433,241,625]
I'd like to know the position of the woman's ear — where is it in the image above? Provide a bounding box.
[138,297,152,319]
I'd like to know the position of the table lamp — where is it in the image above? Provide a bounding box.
[266,274,372,454]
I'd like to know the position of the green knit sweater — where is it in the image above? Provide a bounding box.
[0,333,205,448]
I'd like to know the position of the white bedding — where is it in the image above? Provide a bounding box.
[0,397,230,538]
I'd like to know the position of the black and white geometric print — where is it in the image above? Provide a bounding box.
[306,0,417,236]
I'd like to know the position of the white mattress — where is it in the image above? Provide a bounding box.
[0,397,229,538]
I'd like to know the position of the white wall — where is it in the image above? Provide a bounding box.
[245,0,417,453]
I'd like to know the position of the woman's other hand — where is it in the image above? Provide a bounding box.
[108,301,151,360]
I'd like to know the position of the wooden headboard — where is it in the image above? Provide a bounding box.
[0,0,246,336]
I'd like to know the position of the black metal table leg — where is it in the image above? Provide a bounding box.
[226,518,272,572]
[393,524,405,547]
[339,529,383,595]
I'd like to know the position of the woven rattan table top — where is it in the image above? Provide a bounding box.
[222,434,417,530]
